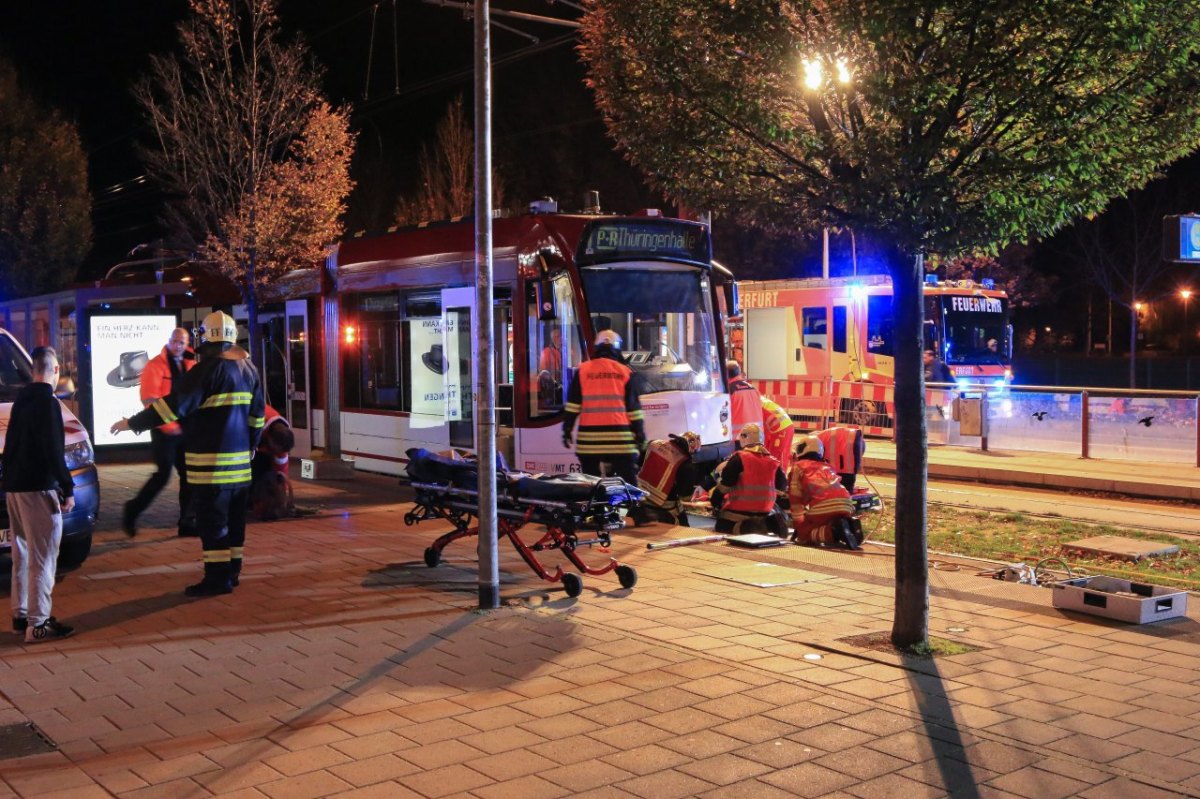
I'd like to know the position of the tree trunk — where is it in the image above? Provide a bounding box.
[890,250,930,649]
[1129,301,1137,389]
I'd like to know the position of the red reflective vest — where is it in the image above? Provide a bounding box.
[139,346,194,435]
[817,426,863,476]
[637,438,688,507]
[789,458,853,516]
[258,405,292,474]
[729,378,763,439]
[723,448,781,513]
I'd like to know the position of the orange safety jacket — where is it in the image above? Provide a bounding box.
[563,351,646,456]
[258,405,292,474]
[789,458,854,516]
[729,378,764,440]
[816,426,864,477]
[722,448,781,513]
[637,438,689,508]
[139,345,194,435]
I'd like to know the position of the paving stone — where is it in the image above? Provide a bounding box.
[758,761,858,797]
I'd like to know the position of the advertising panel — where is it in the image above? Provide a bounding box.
[409,316,447,422]
[90,315,179,447]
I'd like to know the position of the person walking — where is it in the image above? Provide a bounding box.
[123,327,195,537]
[7,347,76,642]
[726,360,763,444]
[562,329,645,483]
[111,312,265,596]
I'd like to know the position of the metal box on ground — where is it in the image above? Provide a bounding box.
[1051,576,1188,624]
[300,456,356,481]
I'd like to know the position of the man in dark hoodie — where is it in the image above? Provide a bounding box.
[6,346,76,642]
[112,311,265,597]
[561,329,645,484]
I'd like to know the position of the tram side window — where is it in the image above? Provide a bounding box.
[802,307,827,350]
[866,295,894,356]
[527,274,583,419]
[343,291,404,411]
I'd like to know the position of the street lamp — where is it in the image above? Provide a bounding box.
[1182,289,1193,357]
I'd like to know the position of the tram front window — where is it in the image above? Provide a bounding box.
[580,266,720,393]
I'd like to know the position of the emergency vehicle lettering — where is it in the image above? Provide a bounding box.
[950,296,1003,313]
[740,291,780,309]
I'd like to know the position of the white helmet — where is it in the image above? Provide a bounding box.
[200,311,238,344]
[795,434,824,460]
[594,329,622,350]
[738,422,763,447]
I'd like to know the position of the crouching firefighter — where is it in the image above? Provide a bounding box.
[789,435,861,549]
[636,431,701,526]
[715,423,788,536]
[112,311,266,596]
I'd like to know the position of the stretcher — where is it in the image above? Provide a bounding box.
[400,449,641,597]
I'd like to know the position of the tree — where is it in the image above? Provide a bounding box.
[136,0,355,359]
[940,247,1055,310]
[581,0,1200,646]
[0,57,92,297]
[395,95,507,225]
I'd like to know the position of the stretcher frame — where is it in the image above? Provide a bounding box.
[401,477,639,597]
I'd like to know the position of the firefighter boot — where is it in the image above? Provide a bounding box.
[230,558,242,588]
[185,562,234,597]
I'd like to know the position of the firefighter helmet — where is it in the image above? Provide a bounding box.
[200,311,238,344]
[671,431,701,453]
[795,434,824,460]
[738,422,763,446]
[594,329,622,350]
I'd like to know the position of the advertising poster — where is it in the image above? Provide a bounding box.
[90,315,180,447]
[409,316,446,420]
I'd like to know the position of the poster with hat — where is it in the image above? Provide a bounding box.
[409,317,447,420]
[90,315,180,447]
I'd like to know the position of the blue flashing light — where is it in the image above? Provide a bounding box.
[981,278,995,290]
[924,274,939,285]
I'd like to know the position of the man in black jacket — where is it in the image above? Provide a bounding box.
[6,347,76,642]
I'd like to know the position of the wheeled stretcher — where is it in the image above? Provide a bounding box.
[400,449,641,597]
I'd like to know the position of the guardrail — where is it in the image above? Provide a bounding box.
[754,378,1200,467]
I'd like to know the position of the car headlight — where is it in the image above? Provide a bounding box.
[65,440,94,471]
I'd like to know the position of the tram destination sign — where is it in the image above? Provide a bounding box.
[1163,214,1200,263]
[578,218,710,266]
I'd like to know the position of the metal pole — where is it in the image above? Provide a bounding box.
[822,227,830,279]
[474,0,499,610]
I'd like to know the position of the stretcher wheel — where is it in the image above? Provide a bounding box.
[424,547,440,568]
[404,512,417,526]
[562,573,583,597]
[616,565,638,589]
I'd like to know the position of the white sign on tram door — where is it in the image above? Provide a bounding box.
[409,316,447,422]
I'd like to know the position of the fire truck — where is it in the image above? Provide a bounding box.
[731,274,1012,434]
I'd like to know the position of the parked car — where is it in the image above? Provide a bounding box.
[0,330,99,570]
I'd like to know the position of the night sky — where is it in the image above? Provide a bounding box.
[0,0,652,279]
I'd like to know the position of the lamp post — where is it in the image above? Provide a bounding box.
[1182,289,1193,357]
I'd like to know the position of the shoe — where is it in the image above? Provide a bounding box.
[24,617,74,643]
[184,580,233,597]
[12,616,27,634]
[122,501,137,538]
[177,527,199,538]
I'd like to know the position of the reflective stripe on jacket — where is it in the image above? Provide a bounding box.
[128,344,265,487]
[139,346,193,435]
[563,350,645,456]
[729,379,763,439]
[789,458,851,509]
[723,448,781,513]
[637,438,689,507]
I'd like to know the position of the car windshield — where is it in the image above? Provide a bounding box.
[580,265,721,394]
[0,337,33,402]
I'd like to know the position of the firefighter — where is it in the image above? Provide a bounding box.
[789,435,860,549]
[714,423,788,535]
[562,330,645,484]
[760,396,795,466]
[637,431,701,526]
[816,425,865,491]
[112,311,265,596]
[726,360,763,445]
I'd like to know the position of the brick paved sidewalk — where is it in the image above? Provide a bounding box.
[0,463,1198,798]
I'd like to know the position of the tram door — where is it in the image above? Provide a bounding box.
[441,288,476,450]
[237,300,312,458]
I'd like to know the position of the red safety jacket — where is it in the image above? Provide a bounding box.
[817,426,864,477]
[729,378,764,440]
[789,458,854,516]
[563,349,645,456]
[723,448,781,513]
[637,438,689,507]
[139,346,194,435]
[258,405,292,474]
